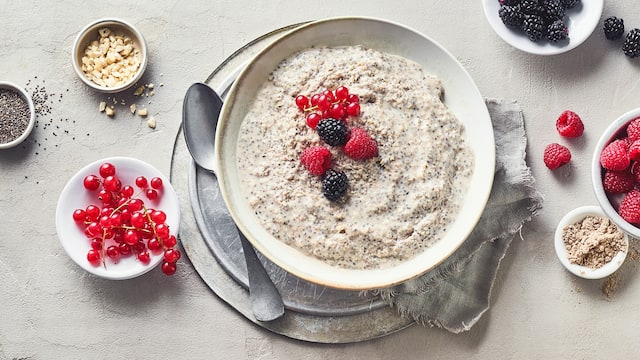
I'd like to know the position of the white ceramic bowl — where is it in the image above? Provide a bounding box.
[215,17,495,290]
[482,0,603,55]
[72,18,148,93]
[0,81,35,149]
[554,206,628,279]
[55,157,180,280]
[592,107,640,239]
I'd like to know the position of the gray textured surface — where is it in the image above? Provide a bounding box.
[3,1,640,359]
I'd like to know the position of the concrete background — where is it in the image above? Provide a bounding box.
[2,0,640,358]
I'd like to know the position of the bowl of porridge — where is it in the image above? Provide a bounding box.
[215,17,495,290]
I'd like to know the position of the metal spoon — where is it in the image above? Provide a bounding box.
[182,82,285,322]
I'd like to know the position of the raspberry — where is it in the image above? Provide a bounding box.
[543,143,571,169]
[629,140,640,161]
[343,128,378,160]
[626,117,640,142]
[600,139,630,171]
[603,170,636,194]
[619,189,640,224]
[322,169,349,201]
[555,110,584,137]
[300,146,332,176]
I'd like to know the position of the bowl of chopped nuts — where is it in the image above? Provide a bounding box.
[0,81,35,150]
[72,18,148,93]
[554,205,628,280]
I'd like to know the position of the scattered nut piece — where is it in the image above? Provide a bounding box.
[147,83,154,89]
[133,85,145,96]
[129,104,136,114]
[147,116,156,129]
[99,101,106,112]
[149,91,155,97]
[105,106,115,117]
[137,108,148,117]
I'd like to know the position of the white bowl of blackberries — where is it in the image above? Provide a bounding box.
[483,0,603,55]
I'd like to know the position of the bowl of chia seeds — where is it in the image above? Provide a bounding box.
[0,81,35,149]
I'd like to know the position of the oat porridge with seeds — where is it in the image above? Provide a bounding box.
[236,45,474,269]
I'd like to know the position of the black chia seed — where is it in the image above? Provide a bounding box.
[0,88,31,144]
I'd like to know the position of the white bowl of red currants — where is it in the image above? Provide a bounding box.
[55,157,181,279]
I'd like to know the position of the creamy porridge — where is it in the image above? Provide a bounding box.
[236,45,474,269]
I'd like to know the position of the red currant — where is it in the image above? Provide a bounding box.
[322,89,335,102]
[346,102,361,117]
[99,162,116,177]
[118,243,132,256]
[347,94,359,103]
[164,248,181,263]
[329,103,346,119]
[85,205,100,220]
[317,94,332,111]
[90,237,103,250]
[135,176,148,188]
[124,229,139,246]
[335,86,349,101]
[130,212,146,228]
[148,238,162,251]
[87,249,101,264]
[306,113,322,129]
[151,210,167,224]
[106,245,120,259]
[83,175,101,191]
[121,185,134,198]
[295,95,309,110]
[86,222,102,237]
[150,177,163,190]
[164,235,177,248]
[145,189,158,200]
[128,198,143,212]
[155,223,170,240]
[310,93,321,107]
[137,251,151,264]
[161,261,177,275]
[98,189,112,204]
[72,209,86,222]
[103,175,121,192]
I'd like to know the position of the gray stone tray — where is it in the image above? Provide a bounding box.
[171,23,414,343]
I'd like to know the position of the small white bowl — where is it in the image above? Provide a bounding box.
[554,206,628,279]
[482,0,603,55]
[0,81,35,149]
[72,18,148,93]
[55,157,180,280]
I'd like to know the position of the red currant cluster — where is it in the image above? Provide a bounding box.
[295,85,361,129]
[72,162,180,275]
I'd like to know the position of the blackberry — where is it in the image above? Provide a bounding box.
[322,169,349,201]
[520,0,545,15]
[499,6,524,28]
[623,28,640,58]
[316,118,348,146]
[561,0,579,9]
[547,19,568,42]
[603,16,624,41]
[543,0,565,21]
[522,15,546,41]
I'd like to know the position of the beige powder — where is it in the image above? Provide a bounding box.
[562,215,627,269]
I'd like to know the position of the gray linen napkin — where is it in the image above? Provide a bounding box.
[378,98,544,333]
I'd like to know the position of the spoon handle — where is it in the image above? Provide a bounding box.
[238,227,285,321]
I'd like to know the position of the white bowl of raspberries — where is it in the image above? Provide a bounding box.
[592,108,640,238]
[483,0,603,55]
